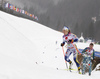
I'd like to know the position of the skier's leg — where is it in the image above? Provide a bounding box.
[73,49,80,70]
[82,57,87,74]
[88,57,92,76]
[65,49,73,70]
[65,49,72,63]
[73,57,80,68]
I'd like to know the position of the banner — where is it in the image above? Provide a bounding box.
[16,8,19,12]
[13,6,15,10]
[32,14,34,18]
[14,6,16,11]
[19,9,22,13]
[30,14,32,17]
[9,4,13,9]
[5,3,9,8]
[35,16,38,21]
[25,11,28,15]
[22,10,25,14]
[4,2,38,21]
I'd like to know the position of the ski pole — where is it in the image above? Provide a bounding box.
[62,47,68,69]
[71,43,81,55]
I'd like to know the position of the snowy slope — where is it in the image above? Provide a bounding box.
[94,64,100,71]
[0,11,100,79]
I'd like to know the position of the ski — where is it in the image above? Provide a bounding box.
[58,68,77,71]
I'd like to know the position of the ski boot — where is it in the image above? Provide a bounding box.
[89,73,91,76]
[69,61,73,72]
[78,67,81,74]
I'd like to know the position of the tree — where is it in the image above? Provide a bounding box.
[74,22,80,37]
[87,21,94,38]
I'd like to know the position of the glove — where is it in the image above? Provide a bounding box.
[61,43,64,47]
[83,54,87,57]
[68,39,74,43]
[91,57,93,60]
[93,59,96,62]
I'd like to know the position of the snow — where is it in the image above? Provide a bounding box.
[94,64,100,71]
[0,11,100,79]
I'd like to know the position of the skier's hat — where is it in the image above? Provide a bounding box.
[63,26,69,31]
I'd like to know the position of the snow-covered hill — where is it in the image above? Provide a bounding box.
[0,11,100,79]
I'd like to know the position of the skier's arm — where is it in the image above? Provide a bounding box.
[73,34,78,42]
[61,42,65,46]
[61,36,65,46]
[68,34,78,43]
[73,38,78,42]
[82,48,87,54]
[92,50,95,60]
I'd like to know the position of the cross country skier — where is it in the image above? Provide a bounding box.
[61,26,80,73]
[82,43,95,76]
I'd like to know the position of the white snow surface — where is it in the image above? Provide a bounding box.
[0,11,100,79]
[94,64,100,71]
